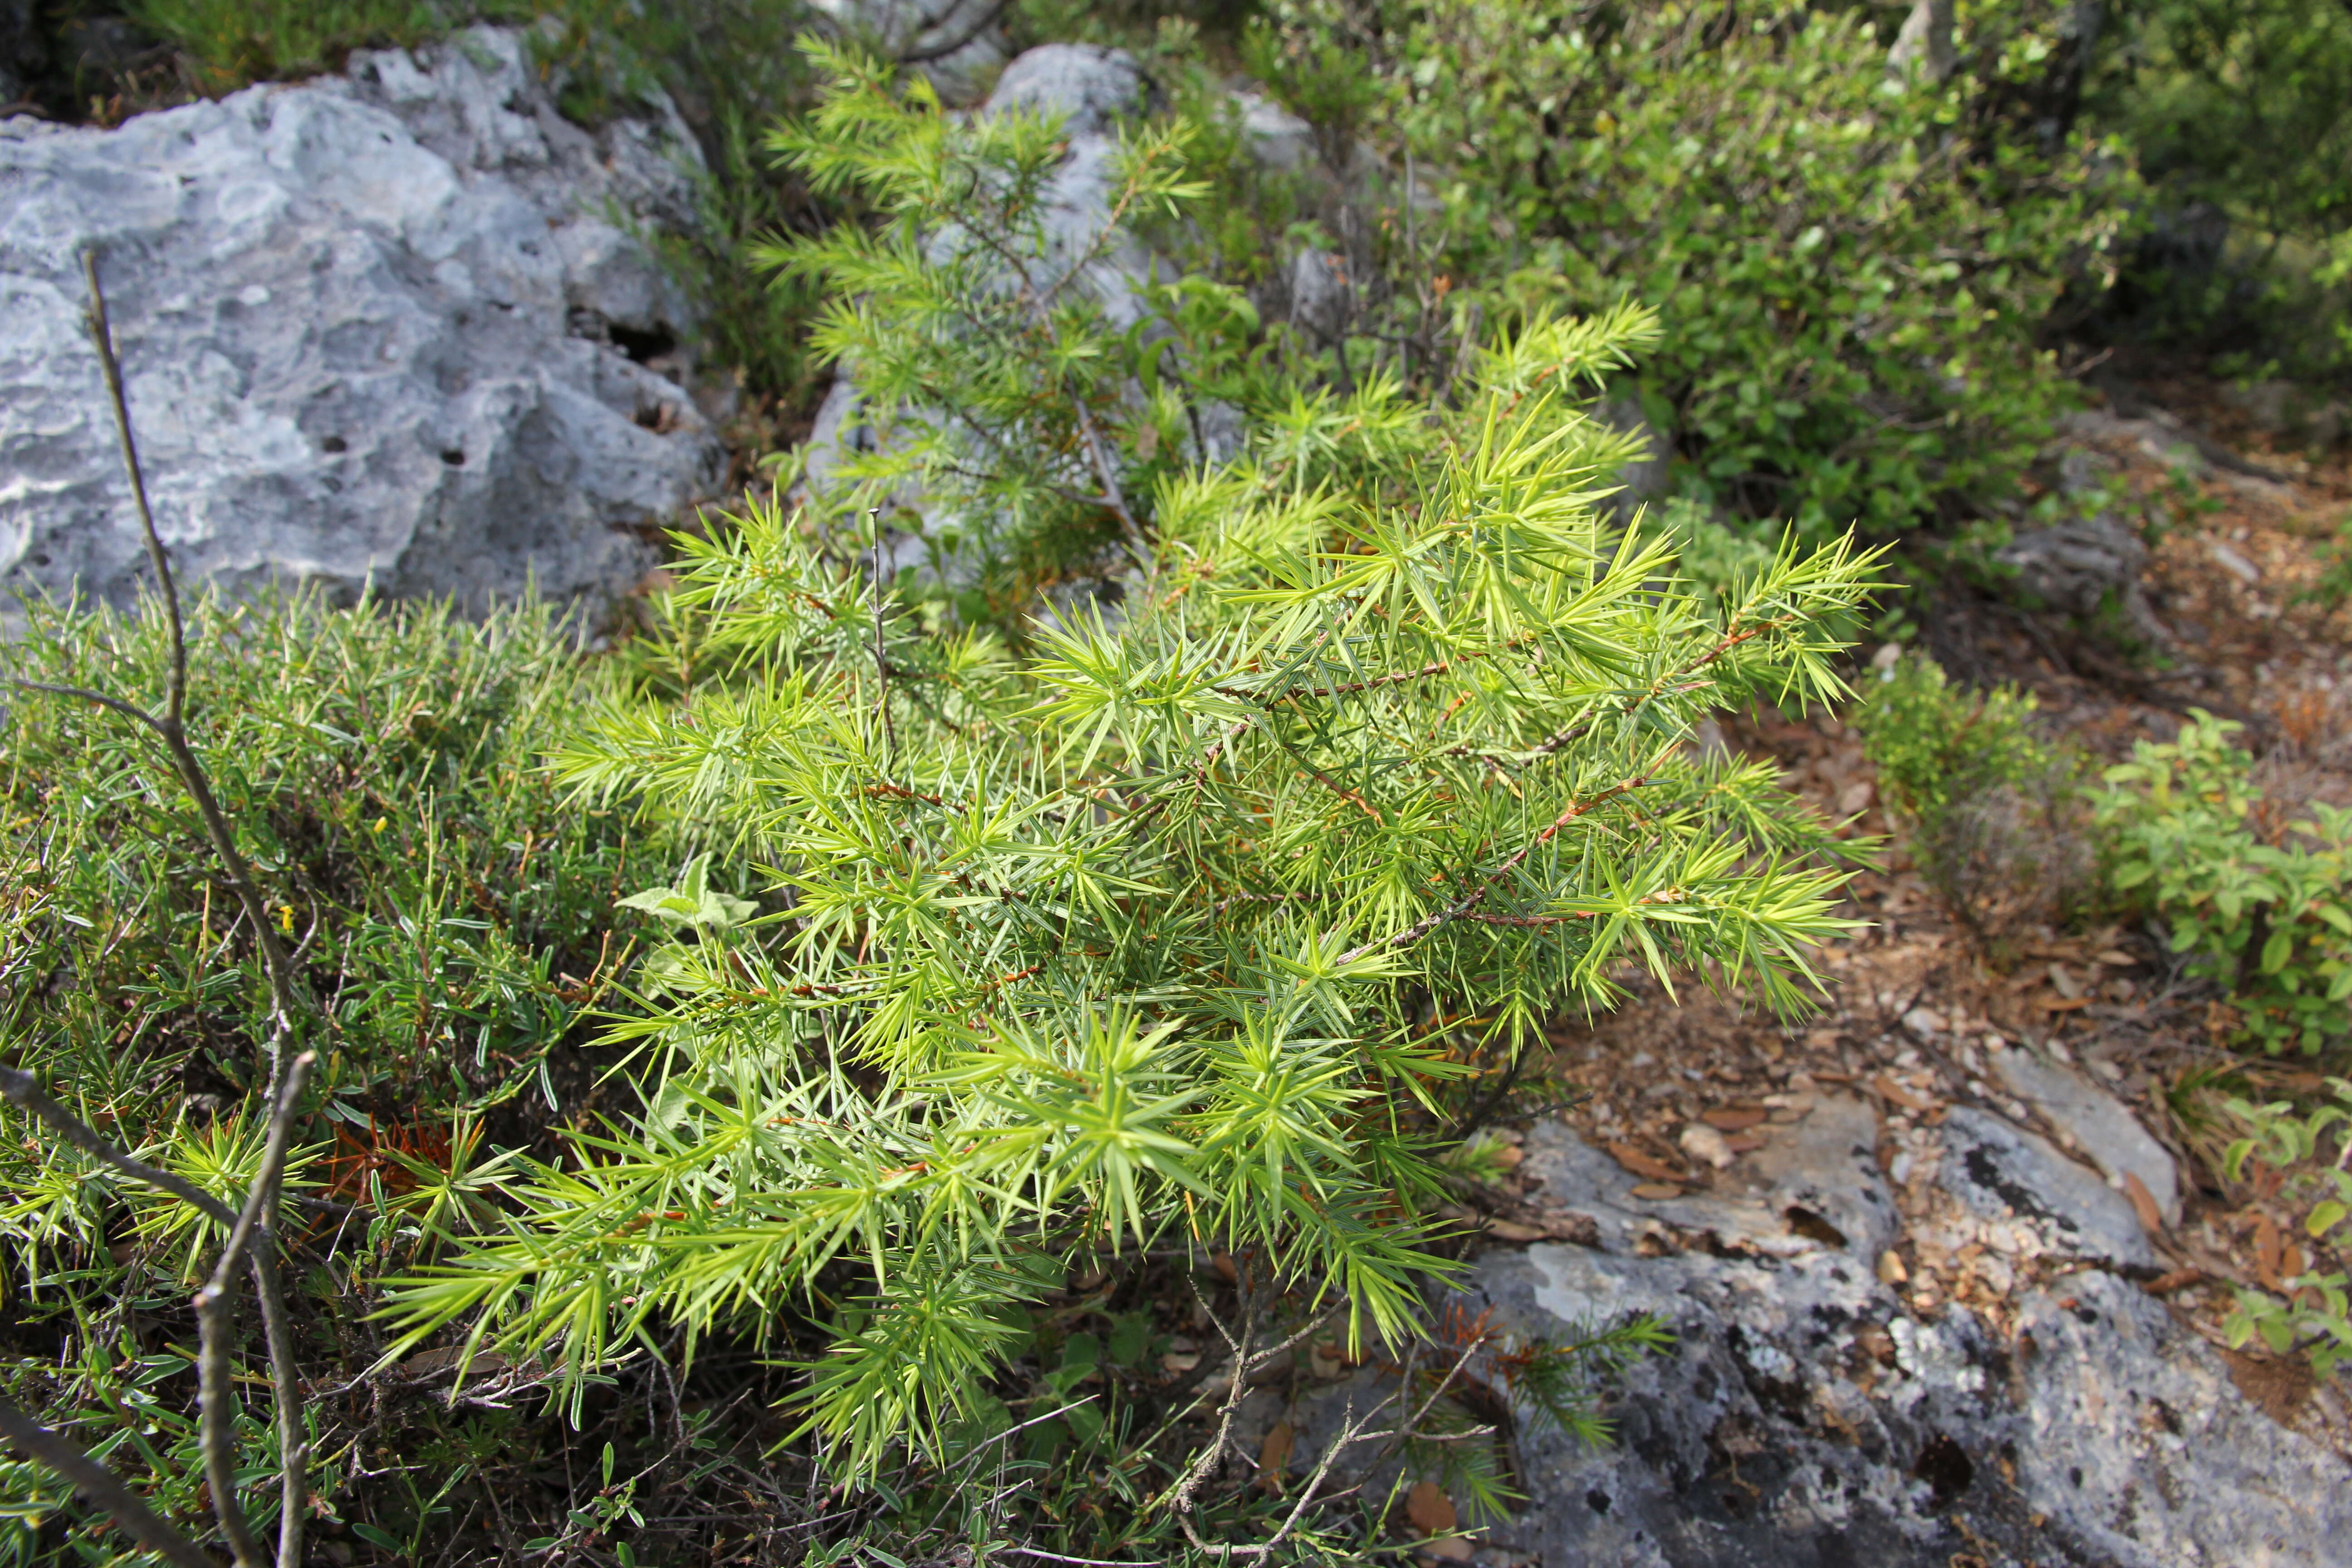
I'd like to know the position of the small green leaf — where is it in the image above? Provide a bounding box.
[2308,1201,2349,1239]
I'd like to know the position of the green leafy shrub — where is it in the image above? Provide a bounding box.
[382,307,1878,1501]
[1242,0,2129,540]
[2096,714,2352,1054]
[2086,0,2352,377]
[1854,651,2086,932]
[2222,1079,2352,1378]
[2306,518,2352,613]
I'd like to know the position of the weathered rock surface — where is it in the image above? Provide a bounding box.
[808,0,1012,103]
[1932,1107,2162,1273]
[1994,512,2149,618]
[1988,1045,2180,1227]
[1,24,722,622]
[1275,1101,2347,1567]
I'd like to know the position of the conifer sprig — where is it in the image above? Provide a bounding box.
[382,297,1880,1484]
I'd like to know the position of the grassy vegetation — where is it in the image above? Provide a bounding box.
[122,0,526,91]
[0,589,682,1560]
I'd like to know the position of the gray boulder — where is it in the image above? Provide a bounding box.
[1271,1105,2347,1567]
[1937,1107,2158,1271]
[1995,512,2147,617]
[808,0,1011,104]
[1988,1045,2181,1227]
[0,24,722,623]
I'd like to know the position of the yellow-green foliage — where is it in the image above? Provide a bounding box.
[381,307,1882,1482]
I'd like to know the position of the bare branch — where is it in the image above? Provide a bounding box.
[81,250,184,728]
[0,1400,217,1568]
[1072,394,1151,572]
[0,1058,310,1567]
[194,1053,314,1568]
[74,252,307,1093]
[3,678,169,735]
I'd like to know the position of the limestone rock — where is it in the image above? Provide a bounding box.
[1994,512,2148,618]
[806,0,1010,103]
[1278,1108,2347,1566]
[0,24,723,624]
[1987,1045,2180,1227]
[1935,1107,2157,1270]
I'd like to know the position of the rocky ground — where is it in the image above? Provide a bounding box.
[1221,382,2352,1567]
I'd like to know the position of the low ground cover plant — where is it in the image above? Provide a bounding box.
[0,587,667,1560]
[1853,650,2089,938]
[2221,1078,2352,1378]
[2096,714,2352,1055]
[1858,659,2352,1053]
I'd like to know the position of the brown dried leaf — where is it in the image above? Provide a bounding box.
[1871,1075,1930,1112]
[2254,1215,2284,1291]
[1406,1480,1458,1537]
[1259,1421,1293,1494]
[1607,1142,1683,1183]
[2122,1171,2166,1238]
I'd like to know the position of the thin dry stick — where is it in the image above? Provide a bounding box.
[0,1065,304,1565]
[0,1064,307,1568]
[868,511,896,764]
[1071,394,1151,572]
[0,1400,217,1568]
[0,1069,237,1227]
[193,1053,314,1568]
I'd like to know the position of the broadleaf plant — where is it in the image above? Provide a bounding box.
[377,288,1881,1492]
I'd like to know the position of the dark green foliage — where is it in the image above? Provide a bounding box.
[122,0,525,90]
[2221,1079,2352,1377]
[1236,0,2130,540]
[2085,0,2352,377]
